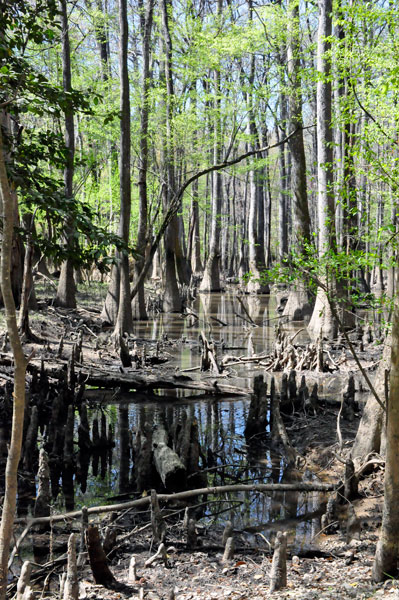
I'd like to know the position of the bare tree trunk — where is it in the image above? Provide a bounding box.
[308,0,338,340]
[246,7,267,294]
[200,0,223,293]
[189,177,202,274]
[276,115,288,262]
[113,0,134,335]
[0,113,23,309]
[282,0,312,321]
[132,0,154,320]
[160,0,181,312]
[0,124,29,600]
[373,306,399,581]
[56,0,76,309]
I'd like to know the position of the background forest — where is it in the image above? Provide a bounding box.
[3,0,399,320]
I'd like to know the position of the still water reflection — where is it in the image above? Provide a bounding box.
[71,293,325,551]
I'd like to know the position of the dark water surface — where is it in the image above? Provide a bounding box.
[71,292,327,552]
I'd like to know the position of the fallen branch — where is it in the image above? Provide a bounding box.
[236,296,257,326]
[14,482,336,527]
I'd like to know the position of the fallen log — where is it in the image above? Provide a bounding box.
[152,424,186,491]
[14,481,336,526]
[0,354,250,396]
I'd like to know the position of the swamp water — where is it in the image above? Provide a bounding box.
[14,292,348,559]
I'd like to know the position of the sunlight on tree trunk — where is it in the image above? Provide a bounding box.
[55,0,77,309]
[307,0,337,341]
[372,306,399,581]
[0,124,29,600]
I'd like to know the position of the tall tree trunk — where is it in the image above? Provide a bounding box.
[190,177,202,274]
[276,116,288,262]
[246,6,267,294]
[113,0,134,335]
[132,0,154,320]
[308,0,338,340]
[200,0,223,293]
[160,0,182,312]
[283,0,312,321]
[373,303,399,581]
[0,113,23,309]
[0,124,29,600]
[55,0,76,308]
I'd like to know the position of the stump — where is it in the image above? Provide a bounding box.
[86,526,118,589]
[128,556,137,584]
[186,518,197,550]
[269,531,287,592]
[63,533,79,600]
[222,537,235,563]
[222,521,233,547]
[16,561,31,600]
[34,448,51,524]
[151,489,166,544]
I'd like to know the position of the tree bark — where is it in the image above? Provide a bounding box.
[160,0,182,312]
[308,0,338,340]
[113,0,133,335]
[0,124,29,600]
[55,0,77,309]
[246,7,267,294]
[132,0,154,320]
[373,308,399,581]
[283,0,313,321]
[200,0,223,293]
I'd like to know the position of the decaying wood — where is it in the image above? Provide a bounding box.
[219,328,336,373]
[150,489,166,544]
[222,537,235,562]
[16,561,31,600]
[34,448,50,523]
[186,518,197,550]
[15,481,336,527]
[183,507,190,530]
[78,506,88,566]
[200,330,221,374]
[152,425,186,491]
[269,531,287,592]
[85,526,118,589]
[222,521,233,547]
[63,533,78,600]
[128,556,137,584]
[145,543,168,567]
[236,296,257,326]
[0,355,249,396]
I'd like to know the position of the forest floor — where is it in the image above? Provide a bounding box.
[72,442,390,600]
[1,286,392,599]
[73,443,389,600]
